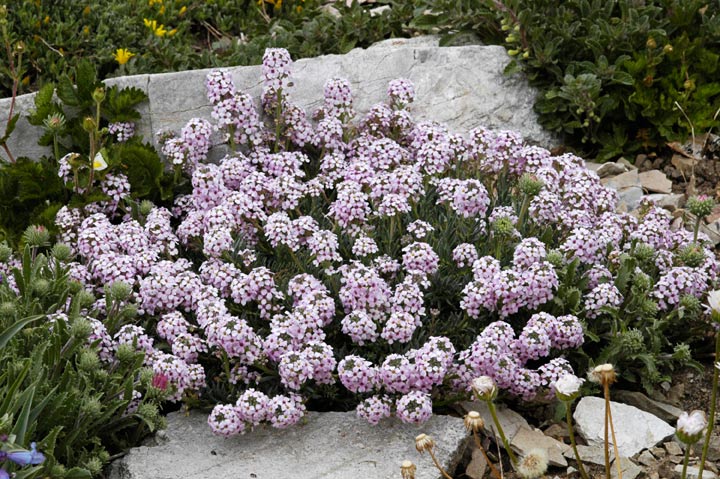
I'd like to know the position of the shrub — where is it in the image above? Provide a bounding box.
[0,60,174,246]
[409,0,720,160]
[0,0,413,97]
[38,48,716,437]
[0,230,167,478]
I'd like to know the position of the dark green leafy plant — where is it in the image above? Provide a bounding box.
[409,0,720,160]
[0,231,167,477]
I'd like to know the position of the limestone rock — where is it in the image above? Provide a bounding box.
[639,170,673,194]
[563,444,613,466]
[602,169,640,190]
[612,390,683,423]
[643,193,685,212]
[573,396,675,457]
[617,186,644,212]
[0,37,556,162]
[465,447,488,479]
[511,426,569,467]
[596,162,630,178]
[109,411,470,479]
[665,441,684,456]
[637,449,657,466]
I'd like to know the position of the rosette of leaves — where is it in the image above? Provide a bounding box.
[0,232,166,478]
[0,60,174,246]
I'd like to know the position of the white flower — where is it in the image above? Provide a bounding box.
[93,151,108,171]
[677,410,707,439]
[554,373,584,397]
[708,290,720,313]
[471,376,497,400]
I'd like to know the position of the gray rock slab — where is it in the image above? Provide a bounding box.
[617,186,644,212]
[109,411,470,479]
[612,390,684,423]
[573,396,675,458]
[0,37,556,162]
[511,426,569,467]
[601,169,640,190]
[462,401,530,440]
[563,444,614,466]
[596,162,630,178]
[639,170,673,194]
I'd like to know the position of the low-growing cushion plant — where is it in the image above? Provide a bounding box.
[9,48,715,438]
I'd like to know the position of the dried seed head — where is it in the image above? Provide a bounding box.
[464,411,484,433]
[589,363,616,385]
[400,460,417,479]
[415,433,435,453]
[517,448,549,479]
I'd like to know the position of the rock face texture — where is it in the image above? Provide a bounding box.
[573,396,675,458]
[109,411,470,479]
[0,36,555,162]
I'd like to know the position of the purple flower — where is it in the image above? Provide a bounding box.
[7,442,45,466]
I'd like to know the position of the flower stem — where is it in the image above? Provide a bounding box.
[472,430,501,479]
[487,400,518,466]
[698,332,720,479]
[604,382,623,479]
[428,448,453,479]
[566,402,590,479]
[681,445,691,479]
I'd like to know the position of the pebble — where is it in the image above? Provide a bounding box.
[637,449,657,466]
[665,441,684,456]
[673,465,718,479]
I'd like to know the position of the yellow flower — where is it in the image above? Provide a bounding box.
[167,28,177,36]
[159,5,165,14]
[82,5,91,15]
[114,48,135,65]
[143,18,169,37]
[148,0,162,5]
[83,25,90,35]
[43,15,50,24]
[179,5,187,15]
[143,18,152,28]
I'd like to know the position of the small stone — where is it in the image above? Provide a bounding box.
[635,153,648,167]
[611,457,642,479]
[617,186,644,212]
[650,446,666,458]
[649,472,660,479]
[465,447,488,479]
[544,423,569,441]
[642,193,685,212]
[612,390,684,423]
[639,170,673,194]
[617,157,638,170]
[601,169,640,190]
[669,455,684,464]
[511,426,570,467]
[596,161,629,178]
[673,465,718,479]
[665,441,684,456]
[637,449,657,466]
[567,466,577,475]
[671,154,698,177]
[708,436,720,462]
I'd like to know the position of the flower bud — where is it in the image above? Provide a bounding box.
[13,41,25,55]
[471,376,498,401]
[687,195,714,218]
[676,410,707,444]
[81,397,103,418]
[68,280,83,294]
[518,173,544,197]
[491,216,514,237]
[684,79,696,91]
[82,116,97,133]
[83,457,103,476]
[92,87,106,104]
[70,317,92,340]
[22,225,50,248]
[139,200,155,216]
[663,44,673,54]
[32,279,50,296]
[51,243,72,261]
[116,343,138,364]
[0,5,7,19]
[646,37,657,49]
[0,243,11,262]
[43,113,66,132]
[76,290,95,308]
[106,281,132,302]
[78,349,100,372]
[0,301,16,317]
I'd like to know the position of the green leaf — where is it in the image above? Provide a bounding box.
[64,468,93,479]
[0,315,44,349]
[12,384,36,445]
[0,113,20,144]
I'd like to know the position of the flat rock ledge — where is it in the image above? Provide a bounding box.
[109,411,470,479]
[1,36,555,162]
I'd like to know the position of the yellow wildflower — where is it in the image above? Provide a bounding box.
[167,28,177,36]
[21,76,30,86]
[148,0,162,5]
[114,48,135,65]
[144,18,169,37]
[82,5,91,15]
[43,15,50,24]
[159,5,165,14]
[83,25,90,35]
[143,18,152,28]
[179,5,187,15]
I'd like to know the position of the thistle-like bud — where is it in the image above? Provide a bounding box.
[70,317,92,340]
[121,304,139,320]
[76,290,95,308]
[415,433,435,453]
[0,243,11,262]
[68,280,83,294]
[464,411,485,433]
[83,457,103,476]
[138,367,154,386]
[472,376,498,401]
[491,217,514,237]
[50,464,67,478]
[116,343,137,364]
[663,44,673,54]
[0,301,16,317]
[646,37,657,49]
[81,397,103,418]
[687,195,714,218]
[137,403,161,425]
[518,173,544,197]
[678,243,706,268]
[22,225,50,248]
[632,243,655,263]
[13,41,25,55]
[78,349,100,372]
[0,5,7,19]
[92,87,106,104]
[43,113,66,133]
[139,200,154,216]
[32,278,50,296]
[680,294,701,314]
[51,243,72,261]
[400,460,417,479]
[106,281,132,302]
